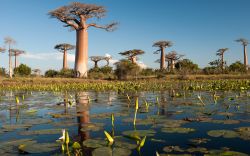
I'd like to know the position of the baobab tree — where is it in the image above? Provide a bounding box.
[153,41,173,70]
[49,2,117,78]
[216,48,229,71]
[4,37,16,78]
[165,51,184,71]
[90,56,105,68]
[104,56,112,66]
[10,49,25,68]
[119,49,145,64]
[54,43,75,69]
[235,38,249,71]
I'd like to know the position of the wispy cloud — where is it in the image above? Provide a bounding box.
[21,52,75,62]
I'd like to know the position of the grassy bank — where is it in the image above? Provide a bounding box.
[0,76,249,92]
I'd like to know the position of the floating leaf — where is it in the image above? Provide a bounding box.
[207,130,239,138]
[161,127,195,134]
[19,129,61,135]
[92,147,131,156]
[122,130,156,137]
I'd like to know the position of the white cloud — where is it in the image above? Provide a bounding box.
[21,52,75,62]
[137,61,147,69]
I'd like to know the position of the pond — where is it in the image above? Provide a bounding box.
[0,90,249,156]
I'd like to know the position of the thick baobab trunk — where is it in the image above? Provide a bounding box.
[63,50,68,69]
[75,29,88,78]
[14,55,18,69]
[160,47,165,70]
[106,60,109,66]
[170,59,174,71]
[244,45,248,71]
[8,49,12,78]
[221,54,224,71]
[131,56,136,64]
[94,61,98,68]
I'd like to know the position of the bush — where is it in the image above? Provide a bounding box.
[229,61,246,73]
[114,59,141,80]
[59,69,74,78]
[14,64,31,76]
[99,66,113,74]
[45,69,59,77]
[140,68,155,76]
[0,68,6,76]
[175,59,199,74]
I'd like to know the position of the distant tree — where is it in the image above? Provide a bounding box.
[90,56,105,68]
[119,49,145,64]
[14,64,31,76]
[165,51,184,71]
[175,59,199,73]
[32,69,41,76]
[229,61,246,73]
[216,48,229,72]
[209,59,221,67]
[59,69,75,78]
[0,47,5,68]
[10,49,25,68]
[104,56,112,66]
[235,38,249,71]
[153,41,173,70]
[45,69,59,77]
[49,2,117,78]
[4,37,16,78]
[114,59,140,80]
[54,43,75,69]
[0,68,6,76]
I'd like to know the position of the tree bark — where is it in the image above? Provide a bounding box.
[75,29,88,78]
[244,45,248,71]
[160,47,165,70]
[221,54,224,71]
[63,50,68,69]
[170,59,174,71]
[94,61,98,68]
[8,47,12,78]
[131,56,136,64]
[14,55,17,69]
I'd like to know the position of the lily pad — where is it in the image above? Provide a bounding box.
[92,147,131,156]
[122,130,156,137]
[204,150,248,156]
[83,139,107,148]
[207,130,239,138]
[18,142,60,154]
[161,127,195,134]
[189,138,211,145]
[163,146,185,152]
[80,123,104,132]
[187,147,208,153]
[23,118,52,125]
[236,127,250,140]
[19,129,62,135]
[1,124,32,132]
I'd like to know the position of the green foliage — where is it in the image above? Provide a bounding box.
[99,66,112,74]
[114,59,141,80]
[0,68,6,76]
[203,67,219,75]
[59,69,74,78]
[229,61,246,73]
[140,68,155,76]
[45,69,59,77]
[175,59,199,74]
[14,64,31,76]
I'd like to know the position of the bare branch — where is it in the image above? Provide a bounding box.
[235,38,249,46]
[87,22,118,31]
[10,49,25,56]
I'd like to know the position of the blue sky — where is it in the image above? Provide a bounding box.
[0,0,250,72]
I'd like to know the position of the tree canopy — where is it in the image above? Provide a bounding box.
[235,38,249,46]
[54,43,75,52]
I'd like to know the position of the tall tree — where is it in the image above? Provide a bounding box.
[4,37,16,78]
[216,48,229,71]
[89,56,104,68]
[119,49,145,64]
[54,43,75,69]
[49,2,117,78]
[10,49,25,68]
[153,41,173,70]
[104,56,112,66]
[165,51,184,71]
[235,38,249,71]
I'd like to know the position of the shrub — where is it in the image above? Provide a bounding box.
[0,68,6,76]
[229,61,246,73]
[59,69,74,78]
[14,64,31,76]
[114,59,141,80]
[140,68,155,76]
[45,69,59,77]
[99,66,113,74]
